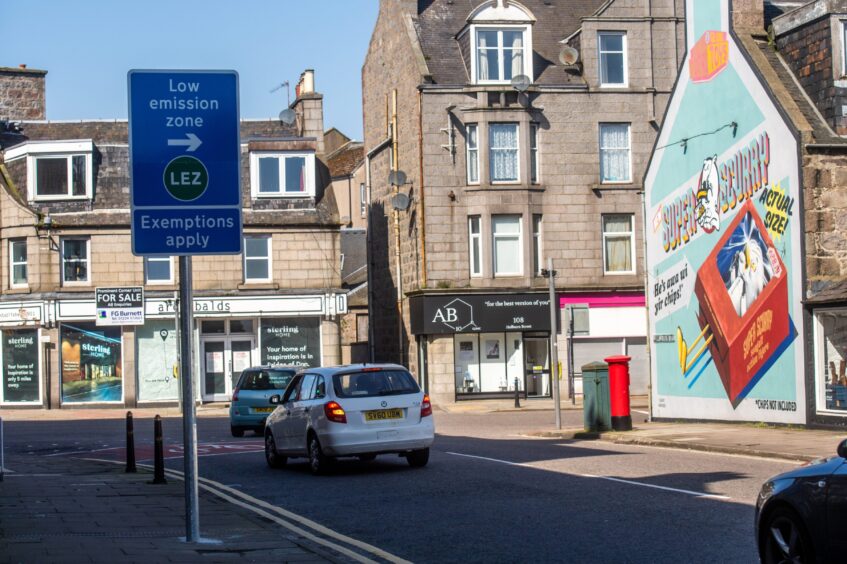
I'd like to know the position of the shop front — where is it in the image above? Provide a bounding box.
[48,293,342,407]
[0,302,45,407]
[410,293,551,401]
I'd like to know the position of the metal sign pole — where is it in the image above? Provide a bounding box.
[547,258,562,430]
[1,417,4,482]
[178,256,200,542]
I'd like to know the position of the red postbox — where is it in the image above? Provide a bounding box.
[605,355,632,431]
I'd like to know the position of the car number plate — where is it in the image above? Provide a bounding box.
[364,408,403,421]
[252,407,275,413]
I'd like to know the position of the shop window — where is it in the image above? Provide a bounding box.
[249,152,315,198]
[598,31,627,87]
[466,124,480,184]
[4,140,94,201]
[60,323,122,403]
[201,320,227,334]
[492,215,522,276]
[602,214,635,274]
[532,214,542,276]
[229,319,254,334]
[1,329,40,404]
[454,332,526,395]
[815,309,847,412]
[9,239,27,288]
[599,123,631,183]
[144,256,172,284]
[243,235,271,282]
[135,321,178,402]
[259,318,321,367]
[489,123,520,183]
[530,124,539,184]
[468,215,482,277]
[61,237,90,284]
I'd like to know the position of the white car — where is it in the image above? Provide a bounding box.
[264,364,434,474]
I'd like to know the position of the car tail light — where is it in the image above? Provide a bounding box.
[324,401,347,424]
[421,394,432,417]
[232,387,240,402]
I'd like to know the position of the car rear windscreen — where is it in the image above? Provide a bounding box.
[240,370,296,390]
[333,370,420,398]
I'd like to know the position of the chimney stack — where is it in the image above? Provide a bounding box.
[732,0,764,32]
[0,65,47,121]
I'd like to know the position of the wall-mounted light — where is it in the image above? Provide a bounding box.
[35,211,59,251]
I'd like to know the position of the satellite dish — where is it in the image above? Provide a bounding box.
[391,192,411,211]
[388,170,407,186]
[559,46,580,66]
[279,108,296,126]
[510,74,531,92]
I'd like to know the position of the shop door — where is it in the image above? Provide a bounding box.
[202,338,255,401]
[524,337,551,398]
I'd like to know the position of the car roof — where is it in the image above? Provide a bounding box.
[243,365,300,371]
[298,364,410,377]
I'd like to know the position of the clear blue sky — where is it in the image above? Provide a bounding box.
[3,0,379,140]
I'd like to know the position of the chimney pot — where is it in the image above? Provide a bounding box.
[19,64,27,69]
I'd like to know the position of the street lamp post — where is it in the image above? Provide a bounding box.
[541,258,562,430]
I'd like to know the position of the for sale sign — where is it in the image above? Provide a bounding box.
[96,287,145,326]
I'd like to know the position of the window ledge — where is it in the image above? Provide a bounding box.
[591,183,641,192]
[6,286,32,294]
[465,184,545,192]
[61,284,93,291]
[238,282,279,291]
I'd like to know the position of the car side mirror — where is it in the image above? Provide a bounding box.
[270,394,281,405]
[838,438,847,459]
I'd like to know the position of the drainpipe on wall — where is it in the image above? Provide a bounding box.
[640,189,654,422]
[392,89,405,366]
[418,89,427,289]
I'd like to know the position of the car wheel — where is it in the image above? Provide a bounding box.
[264,432,286,469]
[407,448,429,468]
[308,435,332,475]
[230,426,245,438]
[761,507,814,564]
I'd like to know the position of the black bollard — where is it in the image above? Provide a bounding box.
[514,377,521,408]
[151,415,167,485]
[125,411,137,473]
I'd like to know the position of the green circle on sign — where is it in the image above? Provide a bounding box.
[163,156,209,201]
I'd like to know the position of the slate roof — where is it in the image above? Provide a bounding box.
[415,0,607,85]
[747,35,846,145]
[328,141,364,178]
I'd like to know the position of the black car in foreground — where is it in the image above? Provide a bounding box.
[756,439,847,563]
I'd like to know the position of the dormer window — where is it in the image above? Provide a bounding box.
[4,140,95,201]
[476,28,527,83]
[468,1,534,85]
[249,151,316,198]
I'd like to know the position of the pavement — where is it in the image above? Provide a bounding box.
[2,397,847,562]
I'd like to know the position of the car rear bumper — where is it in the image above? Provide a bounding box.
[229,410,271,428]
[319,419,434,456]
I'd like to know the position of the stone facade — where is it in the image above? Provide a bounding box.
[364,0,685,402]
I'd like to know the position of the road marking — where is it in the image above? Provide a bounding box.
[445,451,731,500]
[84,458,410,564]
[159,449,263,461]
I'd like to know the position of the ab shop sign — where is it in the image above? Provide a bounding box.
[410,294,551,335]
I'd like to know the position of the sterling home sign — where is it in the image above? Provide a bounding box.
[410,294,551,335]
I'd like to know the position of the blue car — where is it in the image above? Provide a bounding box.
[229,366,298,437]
[756,438,847,563]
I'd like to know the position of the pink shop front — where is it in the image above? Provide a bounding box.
[560,292,649,396]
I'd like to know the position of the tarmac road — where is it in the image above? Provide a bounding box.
[1,410,797,563]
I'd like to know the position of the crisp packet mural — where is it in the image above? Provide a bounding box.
[644,0,805,423]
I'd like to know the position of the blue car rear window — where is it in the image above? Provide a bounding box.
[240,370,295,390]
[333,370,420,398]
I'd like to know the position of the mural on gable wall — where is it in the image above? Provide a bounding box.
[644,0,805,424]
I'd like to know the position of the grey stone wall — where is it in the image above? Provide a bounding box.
[804,150,847,292]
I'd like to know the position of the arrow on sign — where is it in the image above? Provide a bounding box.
[167,133,202,152]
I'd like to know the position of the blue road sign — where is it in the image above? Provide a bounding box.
[128,70,242,255]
